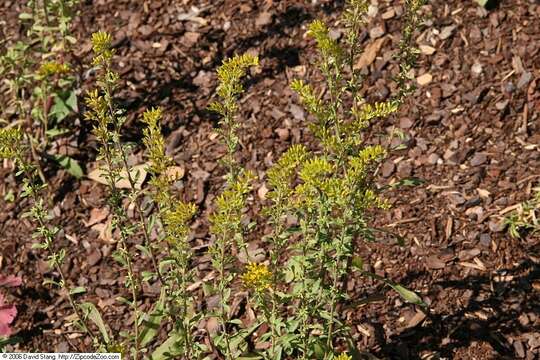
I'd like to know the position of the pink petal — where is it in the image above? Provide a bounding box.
[0,304,17,325]
[0,275,22,287]
[0,322,12,336]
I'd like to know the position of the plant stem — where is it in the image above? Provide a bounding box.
[117,141,165,286]
[218,234,233,360]
[119,230,140,360]
[16,154,98,345]
[98,133,140,360]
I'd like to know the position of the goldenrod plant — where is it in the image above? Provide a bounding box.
[2,0,429,356]
[0,0,81,178]
[85,31,179,358]
[0,127,99,348]
[208,54,259,359]
[142,107,203,359]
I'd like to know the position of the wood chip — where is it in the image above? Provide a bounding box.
[354,37,385,69]
[165,165,185,180]
[459,257,487,271]
[419,45,436,55]
[406,311,427,328]
[417,73,433,86]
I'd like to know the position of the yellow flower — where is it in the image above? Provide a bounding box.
[91,31,112,54]
[37,61,70,78]
[0,127,23,159]
[91,31,114,65]
[241,263,272,292]
[335,353,352,360]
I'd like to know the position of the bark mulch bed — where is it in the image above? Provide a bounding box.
[1,0,539,359]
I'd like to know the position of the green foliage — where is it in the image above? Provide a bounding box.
[209,54,259,181]
[2,0,429,357]
[251,1,427,358]
[0,111,98,350]
[0,0,81,177]
[504,187,540,238]
[207,54,259,360]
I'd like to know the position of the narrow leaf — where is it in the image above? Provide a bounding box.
[150,330,183,360]
[54,155,83,178]
[69,287,86,296]
[139,287,166,347]
[362,271,427,307]
[79,302,110,344]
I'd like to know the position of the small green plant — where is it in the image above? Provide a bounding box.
[0,127,99,349]
[0,0,81,178]
[504,187,540,238]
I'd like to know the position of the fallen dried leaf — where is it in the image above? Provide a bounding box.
[165,166,185,181]
[354,37,385,69]
[83,207,110,227]
[88,164,147,190]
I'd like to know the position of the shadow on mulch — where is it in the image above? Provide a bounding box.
[117,5,313,123]
[373,259,540,359]
[13,286,53,346]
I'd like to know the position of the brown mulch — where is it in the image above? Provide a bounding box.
[1,0,539,359]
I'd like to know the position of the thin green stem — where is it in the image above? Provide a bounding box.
[218,234,233,360]
[16,154,98,345]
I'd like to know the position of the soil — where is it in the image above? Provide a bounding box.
[1,0,539,359]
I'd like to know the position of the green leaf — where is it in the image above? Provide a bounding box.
[229,322,262,354]
[159,259,175,273]
[389,177,425,189]
[4,189,15,202]
[53,155,83,178]
[116,296,132,306]
[139,287,166,347]
[50,96,71,122]
[31,242,48,250]
[43,278,60,287]
[150,331,183,360]
[362,271,427,307]
[141,271,155,283]
[18,13,33,20]
[46,128,69,138]
[475,0,488,6]
[136,244,152,258]
[65,90,78,112]
[0,335,22,348]
[69,286,86,295]
[79,302,110,344]
[390,284,425,307]
[351,256,364,271]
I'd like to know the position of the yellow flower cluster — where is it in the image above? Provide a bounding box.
[307,20,343,63]
[163,201,198,244]
[241,262,272,292]
[91,31,112,54]
[37,61,70,78]
[141,107,171,174]
[91,31,114,65]
[0,127,23,159]
[209,170,254,236]
[335,353,352,360]
[209,54,259,117]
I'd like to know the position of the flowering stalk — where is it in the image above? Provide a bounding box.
[85,31,141,359]
[142,107,201,358]
[208,54,258,359]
